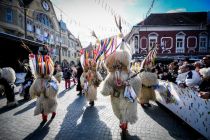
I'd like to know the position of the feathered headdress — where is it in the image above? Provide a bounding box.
[29,53,54,78]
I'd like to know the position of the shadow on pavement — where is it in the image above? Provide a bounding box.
[13,101,36,116]
[65,106,112,140]
[121,132,140,140]
[55,96,86,139]
[57,85,75,98]
[143,103,204,140]
[55,96,112,140]
[23,119,53,140]
[0,99,30,115]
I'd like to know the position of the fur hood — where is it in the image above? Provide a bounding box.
[83,59,97,72]
[139,71,158,87]
[105,50,131,72]
[0,67,16,83]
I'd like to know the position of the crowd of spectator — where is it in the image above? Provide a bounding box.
[153,55,210,99]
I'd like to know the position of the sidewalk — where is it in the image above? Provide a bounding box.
[0,81,204,140]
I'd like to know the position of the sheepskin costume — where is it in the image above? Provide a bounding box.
[0,67,16,83]
[97,60,107,80]
[199,67,210,92]
[139,71,158,107]
[199,67,210,79]
[54,71,63,83]
[101,41,141,132]
[54,65,63,83]
[29,54,59,122]
[81,59,102,106]
[0,67,17,106]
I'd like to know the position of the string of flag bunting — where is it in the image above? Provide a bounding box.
[52,1,131,34]
[140,44,157,70]
[93,0,132,29]
[80,34,122,63]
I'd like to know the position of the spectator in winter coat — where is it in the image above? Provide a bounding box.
[63,68,72,89]
[71,66,77,85]
[167,62,178,83]
[76,62,83,95]
[199,67,210,99]
[176,64,201,88]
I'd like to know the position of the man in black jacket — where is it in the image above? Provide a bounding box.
[76,62,83,95]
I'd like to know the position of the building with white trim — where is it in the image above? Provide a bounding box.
[125,12,210,60]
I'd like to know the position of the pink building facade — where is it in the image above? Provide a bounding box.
[126,12,210,60]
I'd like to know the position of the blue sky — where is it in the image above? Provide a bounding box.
[126,0,210,24]
[52,0,210,46]
[155,0,210,12]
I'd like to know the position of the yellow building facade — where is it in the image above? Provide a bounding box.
[0,0,81,67]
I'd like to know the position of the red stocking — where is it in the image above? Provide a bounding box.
[42,114,48,121]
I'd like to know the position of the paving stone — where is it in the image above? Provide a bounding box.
[0,81,205,140]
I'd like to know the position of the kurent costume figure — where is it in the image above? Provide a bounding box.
[54,64,63,83]
[80,59,102,106]
[139,70,158,107]
[101,41,141,132]
[0,67,17,106]
[29,53,59,123]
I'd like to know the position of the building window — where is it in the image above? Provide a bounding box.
[149,39,156,48]
[56,47,59,55]
[176,38,184,53]
[68,51,70,57]
[199,36,208,53]
[27,20,33,32]
[177,39,183,48]
[65,50,67,56]
[36,13,53,28]
[134,36,139,53]
[6,8,13,23]
[56,35,59,43]
[35,25,41,35]
[176,32,186,53]
[148,32,158,51]
[62,49,64,56]
[19,15,23,28]
[49,33,54,44]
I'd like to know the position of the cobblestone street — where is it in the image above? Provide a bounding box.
[0,81,204,140]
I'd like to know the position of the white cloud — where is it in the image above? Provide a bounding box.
[167,8,187,13]
[51,0,137,47]
[124,0,137,5]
